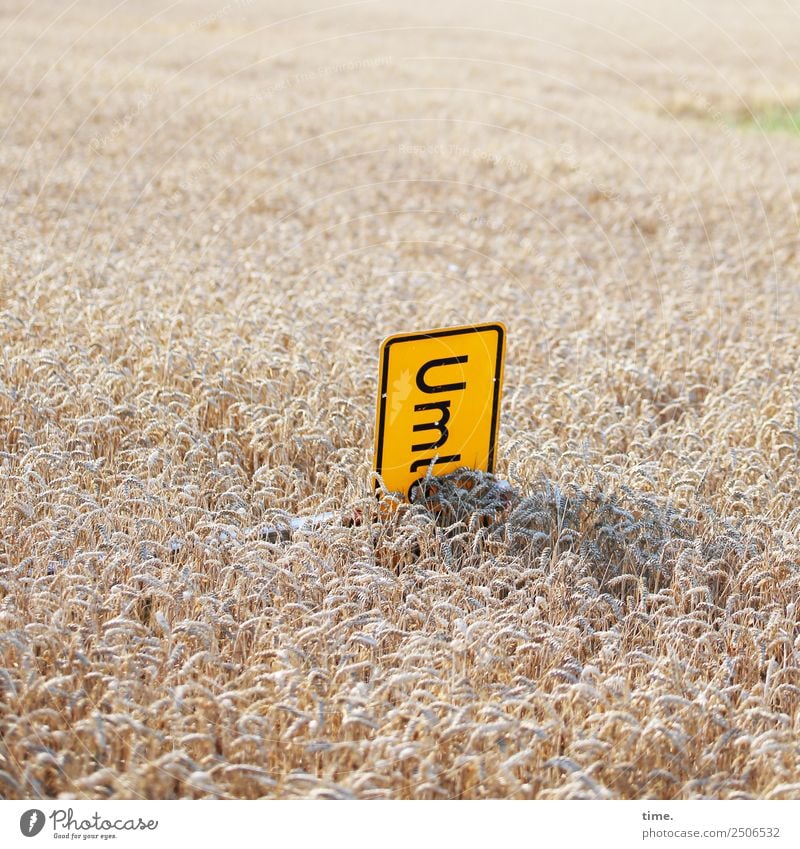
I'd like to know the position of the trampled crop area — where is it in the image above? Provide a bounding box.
[1,0,799,799]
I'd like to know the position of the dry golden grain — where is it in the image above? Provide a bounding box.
[1,0,799,801]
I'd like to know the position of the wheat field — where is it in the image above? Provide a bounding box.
[1,0,800,800]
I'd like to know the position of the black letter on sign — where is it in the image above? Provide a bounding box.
[410,454,461,473]
[412,400,452,451]
[416,356,468,394]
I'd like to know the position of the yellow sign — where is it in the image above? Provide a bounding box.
[373,322,506,499]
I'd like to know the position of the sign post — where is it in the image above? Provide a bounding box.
[373,322,506,499]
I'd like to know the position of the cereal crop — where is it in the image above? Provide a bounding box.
[1,0,800,799]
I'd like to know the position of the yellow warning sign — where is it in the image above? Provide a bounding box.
[373,322,506,499]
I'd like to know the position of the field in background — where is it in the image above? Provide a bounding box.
[1,0,800,799]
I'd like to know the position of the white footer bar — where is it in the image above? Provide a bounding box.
[3,800,798,849]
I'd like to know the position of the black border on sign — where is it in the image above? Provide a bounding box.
[374,322,506,485]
